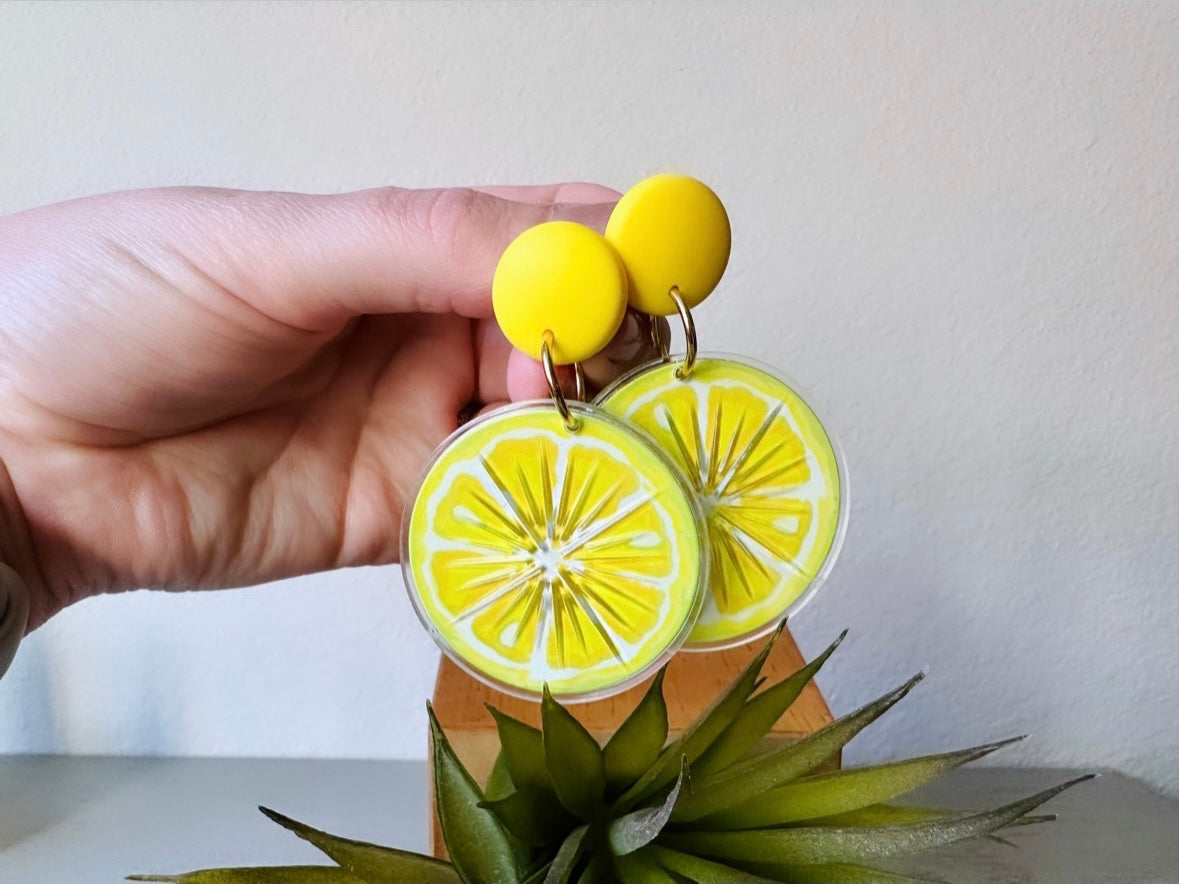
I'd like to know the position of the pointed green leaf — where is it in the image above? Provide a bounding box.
[522,854,557,881]
[647,846,781,882]
[489,705,552,792]
[986,833,1020,849]
[480,786,578,847]
[486,752,516,802]
[615,622,786,810]
[672,672,926,822]
[127,869,364,884]
[659,774,1094,866]
[428,704,520,884]
[608,757,689,856]
[543,824,589,884]
[575,852,613,884]
[649,847,947,883]
[256,808,460,884]
[699,736,1023,828]
[484,751,540,872]
[781,865,949,884]
[603,669,669,797]
[808,804,953,827]
[1003,813,1057,828]
[542,685,606,819]
[612,850,680,884]
[693,630,847,779]
[724,858,950,884]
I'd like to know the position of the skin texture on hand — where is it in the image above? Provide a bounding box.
[0,184,657,631]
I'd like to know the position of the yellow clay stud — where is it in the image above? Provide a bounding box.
[605,174,731,316]
[492,221,628,364]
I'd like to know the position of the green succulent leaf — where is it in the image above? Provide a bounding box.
[127,869,364,883]
[649,846,948,883]
[542,685,607,819]
[543,824,589,884]
[672,672,926,822]
[485,752,516,802]
[615,622,786,811]
[575,852,614,884]
[428,704,520,884]
[692,630,847,780]
[480,786,579,847]
[603,668,669,797]
[256,807,460,884]
[807,804,953,827]
[725,858,950,884]
[699,736,1023,828]
[647,846,782,882]
[1003,813,1057,828]
[660,774,1094,866]
[608,757,689,856]
[986,832,1019,849]
[807,804,1052,836]
[612,850,680,884]
[783,866,949,884]
[489,706,553,792]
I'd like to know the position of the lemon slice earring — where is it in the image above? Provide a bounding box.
[401,220,708,701]
[597,175,849,649]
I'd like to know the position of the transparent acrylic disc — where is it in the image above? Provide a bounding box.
[598,355,848,649]
[401,401,707,701]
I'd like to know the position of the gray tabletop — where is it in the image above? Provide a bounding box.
[0,757,1176,883]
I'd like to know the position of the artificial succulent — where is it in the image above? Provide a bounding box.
[131,624,1089,883]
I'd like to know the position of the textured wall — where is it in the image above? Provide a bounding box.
[1,2,1176,796]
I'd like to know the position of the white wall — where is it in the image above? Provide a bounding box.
[1,1,1176,797]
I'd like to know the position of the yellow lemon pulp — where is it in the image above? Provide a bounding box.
[600,357,844,647]
[404,405,704,698]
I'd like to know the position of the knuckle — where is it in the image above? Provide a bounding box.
[380,187,488,252]
[370,186,547,256]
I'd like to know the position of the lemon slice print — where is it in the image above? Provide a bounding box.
[599,356,846,647]
[403,403,706,699]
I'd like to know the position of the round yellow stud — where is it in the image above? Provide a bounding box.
[605,174,731,316]
[492,221,628,364]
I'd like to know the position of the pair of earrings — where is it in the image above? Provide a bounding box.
[401,175,847,701]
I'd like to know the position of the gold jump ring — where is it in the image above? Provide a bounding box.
[573,361,587,402]
[669,287,697,379]
[541,334,580,432]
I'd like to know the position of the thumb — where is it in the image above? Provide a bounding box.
[190,185,618,330]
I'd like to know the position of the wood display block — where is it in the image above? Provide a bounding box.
[429,626,836,858]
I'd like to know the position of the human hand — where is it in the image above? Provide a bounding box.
[0,184,660,631]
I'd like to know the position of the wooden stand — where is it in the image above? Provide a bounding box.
[428,627,835,858]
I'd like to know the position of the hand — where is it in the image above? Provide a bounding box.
[0,184,659,631]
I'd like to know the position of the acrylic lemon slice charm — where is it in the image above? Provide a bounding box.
[402,220,707,699]
[403,403,705,698]
[599,174,847,648]
[600,358,845,647]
